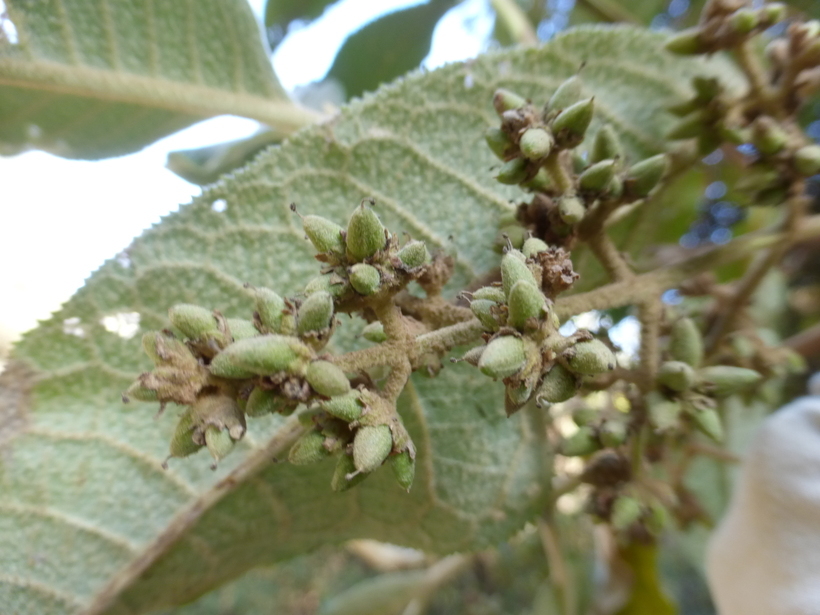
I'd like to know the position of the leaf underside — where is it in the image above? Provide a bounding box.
[1,26,737,615]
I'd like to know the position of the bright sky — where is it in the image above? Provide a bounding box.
[0,0,494,348]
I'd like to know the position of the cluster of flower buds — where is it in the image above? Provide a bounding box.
[484,77,668,245]
[460,240,616,415]
[768,19,820,105]
[646,317,762,442]
[123,200,430,491]
[665,0,787,56]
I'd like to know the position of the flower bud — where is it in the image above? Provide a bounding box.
[759,2,786,25]
[730,8,758,35]
[320,390,364,422]
[227,318,258,342]
[124,380,159,402]
[591,125,623,163]
[599,419,628,448]
[557,195,585,225]
[346,202,386,261]
[507,280,546,331]
[656,360,696,392]
[331,453,368,492]
[492,88,527,115]
[794,145,820,176]
[522,237,549,258]
[168,304,222,341]
[254,287,286,333]
[522,167,553,192]
[471,299,504,331]
[535,364,578,405]
[301,214,346,255]
[664,28,706,55]
[353,425,393,474]
[697,365,762,396]
[519,128,553,161]
[472,286,506,303]
[501,249,537,297]
[478,336,527,379]
[752,116,788,156]
[625,154,667,197]
[494,225,526,252]
[495,157,528,185]
[289,430,331,465]
[506,381,534,406]
[210,334,312,378]
[168,409,202,459]
[205,425,235,464]
[391,450,415,491]
[668,317,703,368]
[688,404,723,441]
[306,360,350,397]
[559,425,600,456]
[485,126,514,160]
[546,76,584,113]
[349,263,381,296]
[611,495,643,531]
[565,339,616,375]
[297,291,334,336]
[245,387,292,417]
[362,321,387,343]
[460,346,485,367]
[304,273,350,298]
[551,97,594,147]
[578,159,617,193]
[647,392,682,432]
[397,240,431,269]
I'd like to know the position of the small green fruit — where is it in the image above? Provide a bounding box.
[168,409,202,459]
[521,167,553,192]
[289,430,331,465]
[669,318,703,368]
[460,346,485,367]
[572,406,598,426]
[565,339,616,375]
[304,273,350,298]
[346,202,386,261]
[506,381,534,406]
[496,157,528,185]
[688,404,723,441]
[591,125,623,163]
[559,425,600,456]
[362,321,387,343]
[471,299,503,331]
[647,392,682,432]
[331,453,368,492]
[578,159,617,193]
[168,304,219,340]
[557,195,585,225]
[349,263,381,296]
[302,214,346,255]
[522,237,549,258]
[501,250,537,297]
[494,225,526,252]
[353,425,393,473]
[536,364,578,405]
[124,380,159,403]
[625,154,667,197]
[752,116,788,156]
[493,88,527,115]
[397,240,431,268]
[245,387,288,417]
[320,390,364,422]
[306,360,350,397]
[391,450,415,491]
[759,3,786,24]
[551,97,594,147]
[254,287,285,333]
[795,145,820,176]
[730,8,759,34]
[664,28,705,55]
[478,336,527,379]
[546,76,584,113]
[485,126,514,160]
[227,318,258,341]
[656,360,696,392]
[210,334,312,378]
[697,366,762,396]
[611,496,643,531]
[205,425,235,464]
[507,280,546,331]
[472,286,507,303]
[519,128,553,161]
[297,291,334,336]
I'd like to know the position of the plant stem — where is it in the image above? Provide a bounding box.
[734,40,779,117]
[538,517,576,615]
[575,0,639,23]
[586,232,634,282]
[489,0,538,46]
[637,297,661,392]
[543,151,574,195]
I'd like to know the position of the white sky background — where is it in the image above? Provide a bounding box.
[0,0,494,347]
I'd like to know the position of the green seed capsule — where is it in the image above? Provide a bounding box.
[205,426,235,464]
[362,321,387,343]
[656,360,696,392]
[471,299,503,331]
[472,286,507,303]
[519,128,553,161]
[501,250,537,297]
[557,195,586,225]
[297,291,334,336]
[169,409,202,459]
[795,145,820,176]
[210,334,312,378]
[254,287,285,333]
[752,116,788,156]
[460,346,485,367]
[669,318,703,368]
[591,125,624,163]
[289,430,331,465]
[485,126,514,160]
[302,214,346,255]
[304,273,350,298]
[391,450,415,492]
[579,159,617,193]
[346,202,386,261]
[566,339,616,375]
[536,364,578,405]
[397,240,431,269]
[730,8,759,34]
[320,390,364,422]
[572,406,598,426]
[664,28,705,55]
[245,387,285,417]
[168,304,220,341]
[507,280,546,331]
[331,453,368,492]
[646,392,682,432]
[227,318,258,341]
[522,237,549,258]
[625,154,667,197]
[478,336,527,379]
[697,366,762,396]
[494,225,526,253]
[611,496,643,531]
[547,76,584,113]
[551,97,594,147]
[349,263,381,295]
[306,360,350,397]
[496,157,528,185]
[507,381,534,406]
[559,425,600,456]
[599,419,628,448]
[493,88,527,115]
[688,405,723,441]
[353,425,393,473]
[521,167,553,192]
[124,380,159,403]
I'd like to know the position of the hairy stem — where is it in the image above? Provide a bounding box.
[734,40,779,117]
[544,151,574,194]
[489,0,538,46]
[586,232,634,282]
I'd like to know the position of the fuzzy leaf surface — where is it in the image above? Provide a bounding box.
[1,27,735,614]
[0,0,313,159]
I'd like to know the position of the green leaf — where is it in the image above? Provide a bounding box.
[264,0,336,48]
[0,0,316,159]
[2,26,735,614]
[326,0,457,100]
